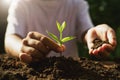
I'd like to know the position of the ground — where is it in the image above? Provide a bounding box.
[0,39,120,80]
[0,54,120,80]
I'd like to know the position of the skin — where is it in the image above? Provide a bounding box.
[5,24,117,63]
[5,31,65,63]
[84,24,117,58]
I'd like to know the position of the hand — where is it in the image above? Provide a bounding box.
[19,31,65,63]
[85,24,117,58]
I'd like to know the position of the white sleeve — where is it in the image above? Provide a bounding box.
[76,0,94,41]
[5,0,27,38]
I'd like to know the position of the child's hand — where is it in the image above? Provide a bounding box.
[19,31,65,63]
[85,24,117,58]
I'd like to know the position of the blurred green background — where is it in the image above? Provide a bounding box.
[0,0,120,58]
[78,0,120,59]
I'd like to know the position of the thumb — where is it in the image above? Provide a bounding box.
[85,28,97,54]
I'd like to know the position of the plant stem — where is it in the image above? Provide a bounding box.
[60,32,62,40]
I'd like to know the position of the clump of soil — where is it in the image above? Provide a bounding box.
[0,54,120,80]
[90,39,112,60]
[92,38,109,49]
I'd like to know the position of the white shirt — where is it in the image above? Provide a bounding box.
[6,0,93,58]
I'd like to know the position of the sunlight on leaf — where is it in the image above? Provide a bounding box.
[56,21,62,33]
[61,21,66,32]
[61,36,76,43]
[46,31,59,43]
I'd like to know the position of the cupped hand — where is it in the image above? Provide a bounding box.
[19,31,65,63]
[85,24,117,58]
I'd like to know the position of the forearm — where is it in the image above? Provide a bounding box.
[4,34,22,57]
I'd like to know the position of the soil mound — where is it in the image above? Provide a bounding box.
[0,54,120,80]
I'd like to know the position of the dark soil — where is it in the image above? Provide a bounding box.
[0,39,120,80]
[0,54,120,80]
[92,38,109,49]
[90,39,112,60]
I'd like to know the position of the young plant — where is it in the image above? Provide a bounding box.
[47,21,75,56]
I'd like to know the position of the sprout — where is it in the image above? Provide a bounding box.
[47,21,75,56]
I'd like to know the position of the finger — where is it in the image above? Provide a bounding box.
[21,42,44,59]
[41,36,64,53]
[107,29,117,47]
[26,38,50,54]
[92,49,99,55]
[89,49,94,55]
[96,44,111,58]
[91,50,108,59]
[91,43,112,59]
[19,53,44,63]
[90,49,102,59]
[27,32,64,53]
[19,53,32,63]
[85,28,97,51]
[101,43,114,52]
[27,31,45,40]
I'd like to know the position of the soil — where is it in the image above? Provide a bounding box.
[0,39,120,80]
[92,39,109,49]
[0,54,120,80]
[90,39,112,60]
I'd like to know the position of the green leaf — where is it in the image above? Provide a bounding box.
[46,31,59,43]
[56,21,62,33]
[61,36,76,43]
[61,21,66,32]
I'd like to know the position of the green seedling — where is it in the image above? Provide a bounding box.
[47,21,75,56]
